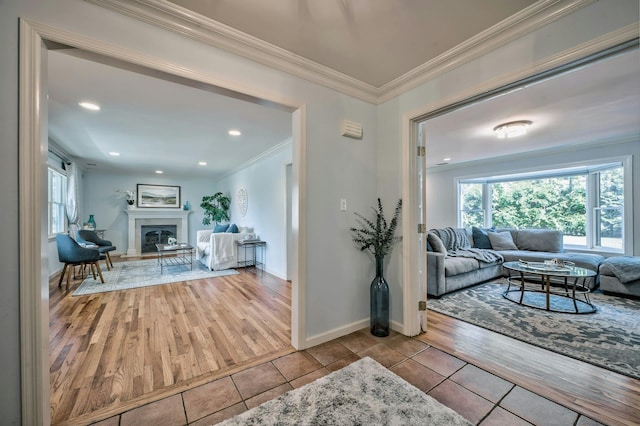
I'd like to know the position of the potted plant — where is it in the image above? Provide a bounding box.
[200,192,231,226]
[350,198,402,337]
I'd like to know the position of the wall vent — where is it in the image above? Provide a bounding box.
[341,120,363,139]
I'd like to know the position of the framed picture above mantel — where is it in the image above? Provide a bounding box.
[137,184,181,208]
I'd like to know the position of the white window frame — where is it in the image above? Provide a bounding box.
[456,155,632,255]
[48,165,67,238]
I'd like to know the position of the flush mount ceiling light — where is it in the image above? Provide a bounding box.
[228,129,241,136]
[493,120,532,139]
[78,101,100,111]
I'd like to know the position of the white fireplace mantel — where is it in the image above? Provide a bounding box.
[125,208,193,256]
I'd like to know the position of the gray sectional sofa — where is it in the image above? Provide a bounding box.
[426,227,605,297]
[599,256,640,298]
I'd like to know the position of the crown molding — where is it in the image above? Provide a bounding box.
[377,0,597,103]
[216,138,293,182]
[86,0,604,105]
[405,23,639,127]
[85,0,380,103]
[426,135,639,173]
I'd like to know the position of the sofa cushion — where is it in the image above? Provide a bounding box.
[444,257,479,276]
[427,232,447,254]
[487,231,517,250]
[515,229,563,252]
[432,227,470,251]
[214,224,229,233]
[472,226,495,249]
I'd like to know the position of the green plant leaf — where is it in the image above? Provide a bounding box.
[350,198,402,259]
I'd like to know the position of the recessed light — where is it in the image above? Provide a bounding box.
[493,120,532,139]
[155,170,163,174]
[442,157,451,162]
[228,129,241,136]
[198,161,207,166]
[109,152,120,156]
[79,101,100,111]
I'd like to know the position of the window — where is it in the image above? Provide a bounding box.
[48,167,67,236]
[458,160,629,253]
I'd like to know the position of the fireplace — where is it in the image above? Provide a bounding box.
[125,209,192,256]
[140,225,177,253]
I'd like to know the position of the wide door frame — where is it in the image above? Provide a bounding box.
[19,19,307,425]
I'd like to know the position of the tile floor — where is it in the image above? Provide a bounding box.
[91,329,603,426]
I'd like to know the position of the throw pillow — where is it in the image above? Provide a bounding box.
[427,232,447,254]
[472,226,495,249]
[487,231,518,251]
[515,229,563,252]
[226,223,239,233]
[214,224,229,233]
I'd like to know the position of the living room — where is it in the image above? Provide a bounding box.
[3,0,640,425]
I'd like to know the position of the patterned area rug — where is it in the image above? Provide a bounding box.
[220,357,471,425]
[428,280,640,379]
[73,259,238,296]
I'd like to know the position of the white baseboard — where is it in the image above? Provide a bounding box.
[304,318,405,349]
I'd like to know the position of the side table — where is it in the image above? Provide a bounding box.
[236,240,266,271]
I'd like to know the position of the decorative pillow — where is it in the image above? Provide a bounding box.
[487,231,518,250]
[515,229,563,253]
[214,224,229,233]
[239,226,254,234]
[226,223,239,233]
[472,226,495,249]
[427,232,447,254]
[433,227,469,251]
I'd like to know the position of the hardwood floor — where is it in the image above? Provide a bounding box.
[49,261,292,425]
[49,262,639,425]
[419,310,640,426]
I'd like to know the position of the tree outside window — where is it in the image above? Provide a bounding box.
[457,162,625,252]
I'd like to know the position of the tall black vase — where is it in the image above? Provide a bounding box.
[370,256,390,337]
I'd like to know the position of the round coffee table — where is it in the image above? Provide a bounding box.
[502,261,596,314]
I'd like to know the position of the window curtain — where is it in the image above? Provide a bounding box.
[65,162,80,238]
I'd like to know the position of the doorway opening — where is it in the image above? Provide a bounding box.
[20,20,307,425]
[409,40,638,332]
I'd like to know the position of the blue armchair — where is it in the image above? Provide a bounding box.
[77,230,117,270]
[56,234,105,289]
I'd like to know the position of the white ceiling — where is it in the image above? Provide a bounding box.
[48,50,293,178]
[168,0,537,87]
[48,2,640,176]
[423,49,640,167]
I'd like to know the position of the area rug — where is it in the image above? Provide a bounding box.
[220,357,471,425]
[428,280,640,379]
[72,259,238,296]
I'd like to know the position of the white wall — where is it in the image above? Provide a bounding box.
[214,142,292,279]
[425,140,640,255]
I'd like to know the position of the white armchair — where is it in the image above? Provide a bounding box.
[196,229,255,270]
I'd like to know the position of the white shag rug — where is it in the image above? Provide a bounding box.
[72,258,238,296]
[220,357,471,425]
